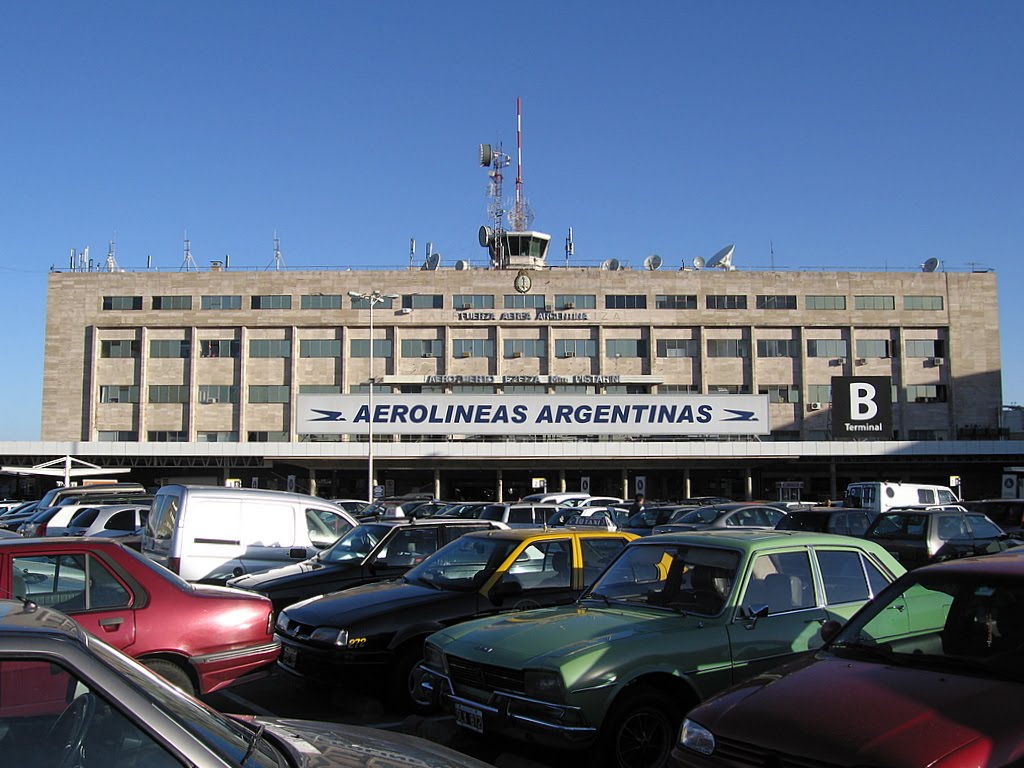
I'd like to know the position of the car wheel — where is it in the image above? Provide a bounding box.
[389,643,436,714]
[143,659,196,697]
[600,687,681,768]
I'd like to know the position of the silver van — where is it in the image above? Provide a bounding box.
[142,485,359,584]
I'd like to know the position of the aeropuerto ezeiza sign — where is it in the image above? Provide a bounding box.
[297,395,770,436]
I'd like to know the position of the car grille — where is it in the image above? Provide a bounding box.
[446,654,526,695]
[709,737,844,768]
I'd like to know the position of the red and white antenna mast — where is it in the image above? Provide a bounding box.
[513,96,526,230]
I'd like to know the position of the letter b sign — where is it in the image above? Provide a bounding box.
[832,376,892,440]
[850,383,878,421]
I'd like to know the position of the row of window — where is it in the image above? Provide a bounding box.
[98,383,951,405]
[105,337,947,361]
[102,293,947,312]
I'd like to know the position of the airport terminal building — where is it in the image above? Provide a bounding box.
[18,249,1018,504]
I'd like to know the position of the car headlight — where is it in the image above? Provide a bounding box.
[423,642,444,671]
[524,669,565,702]
[679,718,716,755]
[275,611,289,633]
[309,628,349,647]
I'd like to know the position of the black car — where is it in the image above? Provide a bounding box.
[775,507,877,537]
[274,527,635,709]
[0,598,493,768]
[228,517,503,612]
[959,498,1024,534]
[620,505,689,535]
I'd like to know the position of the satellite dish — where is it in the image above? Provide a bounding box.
[921,257,940,273]
[422,252,440,271]
[706,244,735,270]
[692,256,706,270]
[455,260,470,270]
[643,254,663,271]
[601,258,621,271]
[479,143,493,167]
[478,225,492,248]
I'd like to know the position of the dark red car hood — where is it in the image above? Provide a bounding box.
[691,653,1024,767]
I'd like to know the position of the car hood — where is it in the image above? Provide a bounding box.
[282,578,462,624]
[229,559,350,591]
[253,717,493,767]
[692,653,1024,766]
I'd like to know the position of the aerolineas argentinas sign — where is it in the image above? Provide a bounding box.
[297,395,769,436]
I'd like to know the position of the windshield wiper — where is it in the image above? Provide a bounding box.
[582,591,611,606]
[241,722,266,765]
[829,640,901,665]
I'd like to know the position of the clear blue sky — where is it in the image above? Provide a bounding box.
[2,2,1021,440]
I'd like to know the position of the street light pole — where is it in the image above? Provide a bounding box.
[348,290,399,502]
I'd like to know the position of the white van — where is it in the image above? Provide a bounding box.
[845,481,960,514]
[142,485,359,584]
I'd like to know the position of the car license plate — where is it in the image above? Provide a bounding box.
[282,645,298,667]
[454,702,484,733]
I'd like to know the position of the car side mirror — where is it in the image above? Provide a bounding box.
[820,619,842,644]
[742,603,770,630]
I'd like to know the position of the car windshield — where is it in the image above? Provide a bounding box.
[319,524,388,563]
[85,633,282,767]
[830,572,1024,681]
[869,513,928,540]
[585,543,741,616]
[673,506,727,525]
[405,535,518,591]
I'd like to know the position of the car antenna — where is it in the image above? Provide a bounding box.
[18,597,38,614]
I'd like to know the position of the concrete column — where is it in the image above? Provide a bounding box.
[308,468,318,498]
[496,468,504,503]
[829,459,838,502]
[684,467,692,499]
[559,468,566,493]
[434,467,441,499]
[621,469,629,500]
[745,468,753,501]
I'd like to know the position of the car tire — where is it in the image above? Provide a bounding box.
[599,687,682,768]
[389,643,436,714]
[143,659,196,697]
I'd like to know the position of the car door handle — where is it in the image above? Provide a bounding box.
[97,617,124,629]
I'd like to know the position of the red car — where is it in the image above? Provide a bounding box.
[0,537,278,696]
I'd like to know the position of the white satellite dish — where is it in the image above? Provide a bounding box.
[455,260,470,271]
[422,252,440,271]
[643,254,663,271]
[601,258,621,271]
[692,256,706,270]
[706,244,735,270]
[921,257,940,273]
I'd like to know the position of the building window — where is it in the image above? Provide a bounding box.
[706,295,747,310]
[249,339,291,358]
[906,384,948,403]
[905,339,945,358]
[760,385,800,404]
[299,339,341,358]
[806,295,847,310]
[757,339,799,358]
[504,339,546,358]
[453,294,495,310]
[350,339,393,358]
[656,294,698,310]
[856,339,894,358]
[350,383,391,394]
[606,294,647,310]
[97,430,138,441]
[658,384,699,394]
[606,339,647,358]
[452,385,496,394]
[247,431,289,442]
[350,295,395,310]
[301,294,343,310]
[807,339,848,358]
[807,384,832,403]
[710,384,750,394]
[904,295,944,310]
[102,296,143,310]
[756,295,797,310]
[504,385,547,394]
[605,385,649,394]
[770,430,801,441]
[150,339,190,358]
[908,429,949,440]
[100,340,138,359]
[152,295,192,310]
[201,295,241,310]
[197,431,238,442]
[554,294,596,310]
[401,339,443,358]
[555,339,597,358]
[707,339,750,358]
[656,339,698,358]
[200,339,239,358]
[98,385,139,404]
[147,430,188,442]
[149,385,189,403]
[252,295,292,310]
[504,294,546,309]
[198,385,238,404]
[403,294,443,309]
[854,295,895,310]
[452,339,495,358]
[249,385,290,403]
[299,385,342,394]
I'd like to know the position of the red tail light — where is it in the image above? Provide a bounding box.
[34,524,47,537]
[168,557,181,574]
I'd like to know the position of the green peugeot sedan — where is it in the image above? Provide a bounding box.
[414,529,905,768]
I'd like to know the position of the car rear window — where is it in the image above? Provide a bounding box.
[146,492,182,541]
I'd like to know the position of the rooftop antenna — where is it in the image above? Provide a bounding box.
[479,137,510,268]
[512,96,531,231]
[269,232,285,270]
[565,227,574,268]
[409,238,416,269]
[181,232,198,271]
[770,239,775,271]
[105,238,120,272]
[921,257,940,273]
